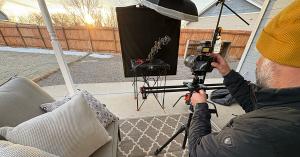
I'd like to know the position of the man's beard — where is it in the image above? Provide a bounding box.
[256,59,273,88]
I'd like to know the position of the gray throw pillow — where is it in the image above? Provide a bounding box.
[40,89,118,128]
[0,140,58,157]
[0,93,112,157]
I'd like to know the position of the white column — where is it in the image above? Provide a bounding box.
[37,0,75,95]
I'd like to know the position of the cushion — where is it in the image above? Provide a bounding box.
[0,140,58,157]
[90,121,119,157]
[41,89,118,128]
[0,77,54,127]
[0,93,112,157]
[0,77,55,140]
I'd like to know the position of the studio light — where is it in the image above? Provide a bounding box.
[140,0,199,22]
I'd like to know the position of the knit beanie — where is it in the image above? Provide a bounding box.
[256,1,300,68]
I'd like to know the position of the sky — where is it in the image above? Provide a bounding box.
[1,0,216,18]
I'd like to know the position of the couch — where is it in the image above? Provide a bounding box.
[0,77,118,157]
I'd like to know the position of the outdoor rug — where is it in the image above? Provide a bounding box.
[118,114,218,157]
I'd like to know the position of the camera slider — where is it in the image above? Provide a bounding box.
[141,80,226,99]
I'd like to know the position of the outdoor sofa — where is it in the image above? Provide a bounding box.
[0,77,118,157]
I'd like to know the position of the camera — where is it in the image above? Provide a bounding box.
[184,41,214,75]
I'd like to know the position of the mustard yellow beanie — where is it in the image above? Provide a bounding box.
[256,1,300,68]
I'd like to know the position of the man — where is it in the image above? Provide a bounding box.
[188,1,300,157]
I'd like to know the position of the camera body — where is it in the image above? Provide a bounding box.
[184,41,214,75]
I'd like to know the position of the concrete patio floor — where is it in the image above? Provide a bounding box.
[42,78,245,129]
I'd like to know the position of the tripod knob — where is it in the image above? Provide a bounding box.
[209,109,219,117]
[207,100,219,117]
[140,87,147,99]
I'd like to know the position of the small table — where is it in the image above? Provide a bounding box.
[131,59,170,111]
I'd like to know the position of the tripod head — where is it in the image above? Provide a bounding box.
[181,74,219,117]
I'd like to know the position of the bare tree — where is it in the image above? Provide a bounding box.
[16,13,44,25]
[106,7,117,27]
[51,13,67,26]
[51,13,80,26]
[8,0,117,27]
[11,12,89,27]
[63,0,102,26]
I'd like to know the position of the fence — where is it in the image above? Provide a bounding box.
[0,23,251,60]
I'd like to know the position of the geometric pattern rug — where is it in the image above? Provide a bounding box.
[118,114,189,157]
[118,113,219,157]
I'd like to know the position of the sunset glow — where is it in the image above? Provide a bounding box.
[84,14,95,25]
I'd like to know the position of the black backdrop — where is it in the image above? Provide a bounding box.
[116,6,181,77]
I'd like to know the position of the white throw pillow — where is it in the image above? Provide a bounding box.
[0,93,112,157]
[0,140,58,157]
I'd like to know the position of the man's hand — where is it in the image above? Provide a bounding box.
[211,53,231,76]
[191,90,207,106]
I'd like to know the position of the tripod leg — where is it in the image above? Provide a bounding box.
[135,76,140,111]
[133,76,137,99]
[145,78,165,110]
[173,95,185,107]
[154,125,186,155]
[182,112,194,149]
[118,126,121,141]
[137,98,147,111]
[182,129,189,149]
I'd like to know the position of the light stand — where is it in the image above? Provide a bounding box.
[212,0,250,48]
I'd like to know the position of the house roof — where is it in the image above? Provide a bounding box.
[195,0,264,16]
[185,12,259,30]
[0,10,8,21]
[184,0,264,28]
[246,0,264,9]
[192,0,218,16]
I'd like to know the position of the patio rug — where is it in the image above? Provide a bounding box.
[118,113,218,157]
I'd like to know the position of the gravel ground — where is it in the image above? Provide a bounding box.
[37,54,239,87]
[0,51,82,84]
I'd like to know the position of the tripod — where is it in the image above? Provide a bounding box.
[155,102,194,155]
[149,76,220,155]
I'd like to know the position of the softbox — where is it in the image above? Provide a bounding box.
[116,6,181,77]
[140,0,198,22]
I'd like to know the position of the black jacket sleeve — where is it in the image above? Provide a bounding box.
[223,70,254,112]
[188,104,212,156]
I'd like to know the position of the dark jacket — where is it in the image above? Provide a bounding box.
[188,70,300,157]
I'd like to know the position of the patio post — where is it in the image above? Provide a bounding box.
[37,0,75,95]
